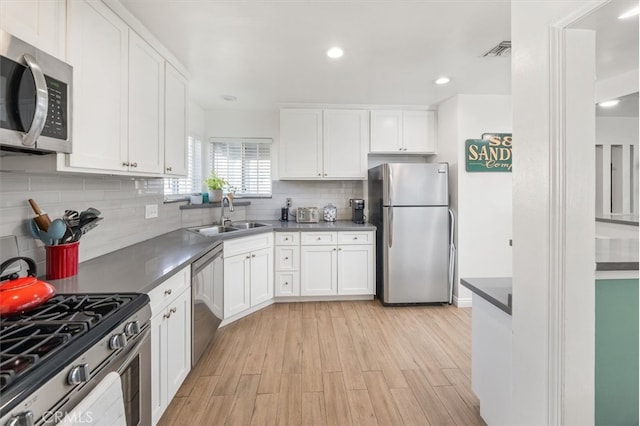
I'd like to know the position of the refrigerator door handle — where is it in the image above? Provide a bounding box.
[387,166,393,206]
[388,206,393,248]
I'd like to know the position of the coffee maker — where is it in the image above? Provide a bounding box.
[351,199,365,224]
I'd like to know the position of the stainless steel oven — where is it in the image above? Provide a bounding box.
[0,294,151,426]
[191,244,223,366]
[0,29,72,154]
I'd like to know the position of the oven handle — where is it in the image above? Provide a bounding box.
[21,54,49,147]
[115,327,150,375]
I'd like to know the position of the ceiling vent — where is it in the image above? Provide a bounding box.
[482,41,511,57]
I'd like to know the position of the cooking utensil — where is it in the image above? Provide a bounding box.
[71,217,103,242]
[28,199,51,231]
[47,219,67,245]
[28,219,53,245]
[0,257,56,316]
[63,210,80,227]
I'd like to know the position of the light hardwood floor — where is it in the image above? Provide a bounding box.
[159,300,485,425]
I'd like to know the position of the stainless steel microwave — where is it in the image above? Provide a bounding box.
[0,30,72,154]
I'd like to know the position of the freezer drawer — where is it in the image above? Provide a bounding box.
[382,206,449,303]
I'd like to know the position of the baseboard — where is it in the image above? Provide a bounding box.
[220,299,275,327]
[454,295,472,308]
[274,295,374,303]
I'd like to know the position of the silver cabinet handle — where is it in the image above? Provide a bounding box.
[131,162,138,168]
[164,289,172,295]
[252,254,256,258]
[122,161,130,167]
[317,173,321,176]
[22,54,48,147]
[354,237,358,240]
[333,248,337,251]
[163,312,171,319]
[166,166,172,172]
[324,173,327,176]
[317,237,321,240]
[398,147,402,151]
[170,307,177,314]
[403,148,408,151]
[284,237,289,241]
[246,255,251,259]
[284,256,289,260]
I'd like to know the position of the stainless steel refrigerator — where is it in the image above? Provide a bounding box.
[368,163,453,304]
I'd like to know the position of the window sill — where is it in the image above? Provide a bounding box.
[179,200,252,210]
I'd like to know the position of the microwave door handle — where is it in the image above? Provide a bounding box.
[21,54,48,147]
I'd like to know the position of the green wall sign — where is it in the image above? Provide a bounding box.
[465,133,512,172]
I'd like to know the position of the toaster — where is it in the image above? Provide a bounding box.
[296,207,320,223]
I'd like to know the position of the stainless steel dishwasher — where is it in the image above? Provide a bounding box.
[191,243,223,366]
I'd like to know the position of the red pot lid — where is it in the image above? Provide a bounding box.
[0,276,56,316]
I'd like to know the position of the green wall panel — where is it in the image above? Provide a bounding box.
[595,279,639,426]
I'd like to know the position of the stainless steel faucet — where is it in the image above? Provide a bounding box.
[220,196,234,226]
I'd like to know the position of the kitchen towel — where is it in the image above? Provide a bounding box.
[59,372,126,426]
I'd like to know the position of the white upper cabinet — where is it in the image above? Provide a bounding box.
[279,108,368,180]
[323,110,368,179]
[128,30,164,174]
[370,110,436,154]
[0,0,66,59]
[164,63,188,176]
[67,0,129,171]
[279,109,323,179]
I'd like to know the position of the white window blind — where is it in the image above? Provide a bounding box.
[164,136,202,196]
[209,138,272,197]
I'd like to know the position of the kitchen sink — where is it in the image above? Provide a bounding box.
[231,222,269,229]
[190,225,239,236]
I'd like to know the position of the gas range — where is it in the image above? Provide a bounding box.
[0,293,151,425]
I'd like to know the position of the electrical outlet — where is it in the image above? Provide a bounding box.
[286,198,292,207]
[145,204,158,219]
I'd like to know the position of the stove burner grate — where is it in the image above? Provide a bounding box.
[0,294,136,393]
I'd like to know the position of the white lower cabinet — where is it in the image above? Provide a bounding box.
[301,245,338,296]
[223,234,274,319]
[275,232,301,297]
[299,231,375,297]
[149,267,191,425]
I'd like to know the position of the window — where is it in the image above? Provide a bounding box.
[164,135,203,196]
[209,138,272,197]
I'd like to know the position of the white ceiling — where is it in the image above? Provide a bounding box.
[118,0,511,110]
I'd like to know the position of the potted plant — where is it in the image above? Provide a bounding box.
[204,171,227,202]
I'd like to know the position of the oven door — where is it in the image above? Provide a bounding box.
[54,327,151,426]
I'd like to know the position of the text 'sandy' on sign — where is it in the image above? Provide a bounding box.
[465,133,512,172]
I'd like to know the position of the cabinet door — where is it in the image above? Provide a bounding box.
[323,110,367,179]
[166,288,191,402]
[250,247,274,306]
[1,0,66,58]
[338,245,374,295]
[370,110,402,153]
[150,313,167,425]
[279,109,323,179]
[128,30,164,174]
[301,246,337,296]
[224,253,251,317]
[67,0,128,171]
[164,63,188,176]
[403,111,436,153]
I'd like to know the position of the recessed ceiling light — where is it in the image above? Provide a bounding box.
[618,6,639,19]
[434,77,451,85]
[598,99,620,107]
[327,47,344,59]
[222,95,237,102]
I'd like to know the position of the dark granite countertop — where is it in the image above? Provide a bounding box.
[48,221,375,295]
[461,277,512,315]
[596,214,639,226]
[263,220,376,232]
[596,238,639,271]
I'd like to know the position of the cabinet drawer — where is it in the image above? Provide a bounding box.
[275,272,300,297]
[224,232,274,258]
[276,246,300,271]
[148,266,190,315]
[338,231,374,245]
[301,231,338,245]
[275,232,300,245]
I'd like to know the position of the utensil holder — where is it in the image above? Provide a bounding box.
[45,242,79,279]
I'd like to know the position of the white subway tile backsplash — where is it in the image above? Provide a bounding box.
[1,172,364,272]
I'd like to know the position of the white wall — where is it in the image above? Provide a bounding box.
[436,94,513,306]
[511,2,597,424]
